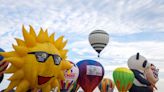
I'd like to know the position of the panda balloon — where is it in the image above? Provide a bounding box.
[128,53,153,92]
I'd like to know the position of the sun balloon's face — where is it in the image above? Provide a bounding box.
[25,43,62,87]
[1,26,72,92]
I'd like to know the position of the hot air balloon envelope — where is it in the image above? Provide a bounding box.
[89,30,109,57]
[77,59,104,92]
[60,61,79,92]
[98,78,115,92]
[113,67,134,92]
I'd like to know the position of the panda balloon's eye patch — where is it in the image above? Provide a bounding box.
[142,60,147,68]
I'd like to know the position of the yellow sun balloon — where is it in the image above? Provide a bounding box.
[0,25,72,92]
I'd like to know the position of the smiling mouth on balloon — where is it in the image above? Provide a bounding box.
[38,76,53,85]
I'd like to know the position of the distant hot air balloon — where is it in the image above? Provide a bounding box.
[98,78,115,92]
[113,67,134,92]
[60,61,79,92]
[0,48,9,76]
[89,30,109,57]
[77,59,104,92]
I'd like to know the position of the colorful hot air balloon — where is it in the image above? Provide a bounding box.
[60,61,79,92]
[113,67,134,92]
[98,78,115,92]
[77,59,104,92]
[89,30,109,57]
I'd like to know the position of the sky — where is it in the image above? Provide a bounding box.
[0,0,164,91]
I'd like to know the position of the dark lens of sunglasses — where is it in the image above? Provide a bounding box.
[53,55,61,65]
[35,52,48,62]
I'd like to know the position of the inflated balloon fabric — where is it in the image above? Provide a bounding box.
[113,67,134,92]
[77,59,104,92]
[99,78,115,92]
[60,61,79,92]
[89,30,109,57]
[0,25,72,92]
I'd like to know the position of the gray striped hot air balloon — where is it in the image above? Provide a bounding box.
[89,30,109,57]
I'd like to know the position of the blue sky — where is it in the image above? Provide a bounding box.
[0,0,164,91]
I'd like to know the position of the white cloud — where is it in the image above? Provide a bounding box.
[0,0,164,39]
[126,0,153,11]
[69,39,164,63]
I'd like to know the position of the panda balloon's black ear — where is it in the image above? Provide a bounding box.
[136,52,140,60]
